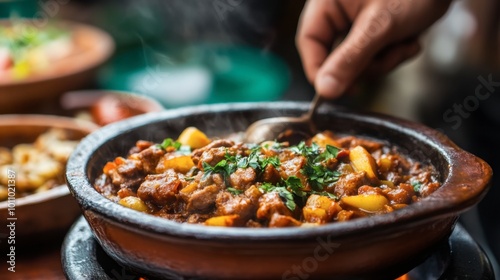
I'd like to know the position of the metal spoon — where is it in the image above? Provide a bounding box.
[244,94,324,144]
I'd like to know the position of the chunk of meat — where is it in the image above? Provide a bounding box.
[128,140,155,155]
[279,151,306,177]
[415,171,435,185]
[186,184,222,213]
[385,172,405,185]
[420,182,441,197]
[336,210,354,221]
[336,136,383,152]
[256,192,293,220]
[133,145,166,173]
[117,187,136,198]
[191,139,234,165]
[334,171,369,198]
[279,151,308,187]
[137,170,181,206]
[216,191,257,222]
[261,164,281,184]
[94,174,119,200]
[413,170,440,197]
[229,167,256,190]
[107,158,145,190]
[382,183,415,204]
[268,213,301,227]
[244,185,263,203]
[357,185,384,196]
[198,147,229,169]
[212,173,226,189]
[117,158,143,176]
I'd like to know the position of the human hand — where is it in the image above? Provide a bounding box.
[296,0,452,99]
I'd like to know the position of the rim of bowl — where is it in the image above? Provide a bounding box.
[66,102,492,241]
[0,114,99,209]
[0,184,69,208]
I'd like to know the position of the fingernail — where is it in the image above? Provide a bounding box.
[315,75,342,99]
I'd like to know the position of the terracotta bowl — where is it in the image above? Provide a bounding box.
[65,102,492,279]
[0,115,98,242]
[0,20,115,113]
[59,90,164,127]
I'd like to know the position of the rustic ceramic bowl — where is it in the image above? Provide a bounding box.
[65,102,492,279]
[0,115,98,242]
[59,90,164,126]
[0,20,114,113]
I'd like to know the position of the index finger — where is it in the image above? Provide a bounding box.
[296,0,346,83]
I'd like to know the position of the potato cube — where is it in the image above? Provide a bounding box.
[303,194,341,223]
[341,194,389,212]
[179,182,199,201]
[349,146,379,182]
[156,154,194,174]
[205,215,239,227]
[177,127,211,149]
[119,196,149,212]
[311,132,341,148]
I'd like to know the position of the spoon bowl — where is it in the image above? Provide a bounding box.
[244,94,324,143]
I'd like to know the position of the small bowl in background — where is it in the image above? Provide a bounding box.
[59,90,164,126]
[0,20,115,113]
[0,114,98,243]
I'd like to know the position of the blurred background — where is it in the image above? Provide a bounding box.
[1,0,499,274]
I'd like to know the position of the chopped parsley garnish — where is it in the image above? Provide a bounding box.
[200,142,341,211]
[285,176,307,198]
[259,182,297,211]
[158,138,191,154]
[227,187,243,195]
[311,191,338,200]
[159,138,181,150]
[202,160,237,181]
[411,180,423,192]
[236,146,280,172]
[318,145,341,161]
[293,142,341,191]
[303,164,341,192]
[257,176,308,211]
[277,187,297,211]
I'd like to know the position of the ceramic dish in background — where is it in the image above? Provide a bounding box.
[0,20,114,113]
[59,90,164,126]
[0,114,98,243]
[65,102,492,279]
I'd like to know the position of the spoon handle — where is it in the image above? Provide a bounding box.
[304,94,324,120]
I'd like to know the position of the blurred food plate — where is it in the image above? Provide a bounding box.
[0,19,114,113]
[0,114,98,242]
[98,44,290,108]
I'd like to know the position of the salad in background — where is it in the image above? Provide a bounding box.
[0,21,73,81]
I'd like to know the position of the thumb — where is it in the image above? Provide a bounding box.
[315,7,393,99]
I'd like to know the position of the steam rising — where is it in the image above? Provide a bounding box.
[115,1,286,114]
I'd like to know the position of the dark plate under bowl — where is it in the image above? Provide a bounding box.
[65,102,492,279]
[61,217,495,280]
